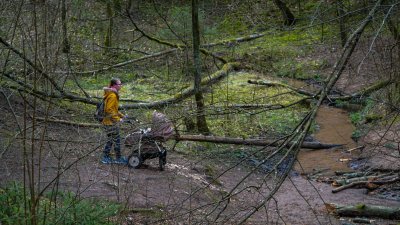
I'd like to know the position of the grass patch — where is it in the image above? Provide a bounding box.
[0,182,122,225]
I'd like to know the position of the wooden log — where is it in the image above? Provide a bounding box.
[326,203,400,219]
[352,217,375,224]
[202,33,266,48]
[175,134,342,149]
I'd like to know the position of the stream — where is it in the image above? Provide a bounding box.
[288,80,400,202]
[295,105,357,175]
[284,78,359,175]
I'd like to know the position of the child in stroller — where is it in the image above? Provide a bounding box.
[124,111,174,171]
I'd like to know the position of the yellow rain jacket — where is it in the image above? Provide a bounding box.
[102,87,124,125]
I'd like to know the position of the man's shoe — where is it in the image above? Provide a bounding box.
[101,155,113,164]
[114,156,128,165]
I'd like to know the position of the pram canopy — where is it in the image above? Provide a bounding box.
[125,111,174,147]
[151,111,174,140]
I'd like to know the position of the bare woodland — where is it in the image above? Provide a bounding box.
[0,0,399,224]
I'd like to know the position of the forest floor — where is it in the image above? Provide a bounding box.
[1,130,399,224]
[1,47,400,225]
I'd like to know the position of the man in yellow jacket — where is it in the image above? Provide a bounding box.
[101,78,127,164]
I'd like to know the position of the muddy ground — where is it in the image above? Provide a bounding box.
[0,92,399,225]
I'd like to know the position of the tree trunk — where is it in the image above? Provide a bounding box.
[272,0,296,26]
[175,134,342,149]
[386,17,400,111]
[104,1,113,49]
[336,0,347,47]
[192,0,210,134]
[61,0,70,53]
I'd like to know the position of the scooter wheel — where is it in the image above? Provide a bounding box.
[128,153,142,169]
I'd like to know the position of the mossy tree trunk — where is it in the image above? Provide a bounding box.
[192,0,210,134]
[326,203,400,219]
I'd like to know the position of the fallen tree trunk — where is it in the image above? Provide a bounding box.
[330,79,393,101]
[248,79,393,102]
[3,62,239,109]
[326,203,400,219]
[248,80,316,97]
[175,134,341,149]
[35,117,102,128]
[202,33,266,48]
[122,62,240,109]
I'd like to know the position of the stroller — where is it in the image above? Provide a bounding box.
[124,111,174,171]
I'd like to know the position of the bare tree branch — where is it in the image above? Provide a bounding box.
[125,10,228,64]
[63,48,178,75]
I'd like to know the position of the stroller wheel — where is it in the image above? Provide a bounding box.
[128,153,142,169]
[159,156,166,171]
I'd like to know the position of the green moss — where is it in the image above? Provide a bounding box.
[218,14,249,35]
[355,203,366,209]
[365,113,382,123]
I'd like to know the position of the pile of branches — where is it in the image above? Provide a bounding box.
[330,171,400,193]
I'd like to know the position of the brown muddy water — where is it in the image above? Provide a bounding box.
[295,105,358,175]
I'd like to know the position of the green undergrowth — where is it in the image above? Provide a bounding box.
[201,72,308,138]
[72,70,310,140]
[0,182,122,225]
[227,27,329,80]
[348,97,395,141]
